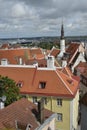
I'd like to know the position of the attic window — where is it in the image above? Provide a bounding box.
[26,124,32,129]
[39,82,46,89]
[16,81,23,87]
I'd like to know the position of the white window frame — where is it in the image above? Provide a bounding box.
[57,113,63,121]
[32,96,37,104]
[57,99,62,106]
[39,82,46,89]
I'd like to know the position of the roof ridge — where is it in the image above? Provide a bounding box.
[55,70,73,95]
[64,67,72,78]
[69,48,78,64]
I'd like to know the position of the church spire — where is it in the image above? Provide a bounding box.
[61,21,64,39]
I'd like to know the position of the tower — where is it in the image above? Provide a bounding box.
[58,22,65,58]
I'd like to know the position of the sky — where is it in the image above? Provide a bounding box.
[0,0,87,38]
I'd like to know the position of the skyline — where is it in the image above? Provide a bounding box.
[0,0,87,38]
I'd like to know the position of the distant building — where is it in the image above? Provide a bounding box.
[74,62,87,97]
[50,23,86,72]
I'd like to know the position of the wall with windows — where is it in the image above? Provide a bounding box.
[71,90,79,130]
[52,97,70,130]
[27,93,79,130]
[27,95,71,130]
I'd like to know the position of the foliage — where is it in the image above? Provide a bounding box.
[0,75,20,106]
[38,42,59,50]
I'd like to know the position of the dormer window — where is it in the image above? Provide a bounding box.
[16,81,23,88]
[39,82,46,89]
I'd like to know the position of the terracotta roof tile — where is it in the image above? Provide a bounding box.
[66,43,80,64]
[0,98,53,130]
[0,66,79,98]
[25,59,60,67]
[0,48,44,64]
[59,67,73,77]
[75,62,87,73]
[50,48,60,57]
[25,59,47,67]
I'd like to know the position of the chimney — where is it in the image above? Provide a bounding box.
[47,55,55,68]
[0,96,6,109]
[0,101,4,109]
[19,58,22,65]
[38,98,44,124]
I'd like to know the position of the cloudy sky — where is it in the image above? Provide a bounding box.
[0,0,87,38]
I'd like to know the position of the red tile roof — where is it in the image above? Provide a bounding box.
[25,59,47,67]
[50,48,60,57]
[75,62,87,73]
[0,66,79,98]
[0,98,53,130]
[59,67,73,77]
[25,59,60,67]
[66,43,80,64]
[0,48,44,64]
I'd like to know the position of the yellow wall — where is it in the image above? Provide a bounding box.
[27,94,79,130]
[72,90,79,129]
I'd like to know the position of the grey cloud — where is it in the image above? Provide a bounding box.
[0,0,87,37]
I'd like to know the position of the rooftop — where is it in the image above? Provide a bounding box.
[0,98,53,130]
[0,65,79,98]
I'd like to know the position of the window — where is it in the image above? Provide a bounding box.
[32,96,37,103]
[47,127,51,130]
[44,97,48,105]
[57,99,62,106]
[57,113,63,121]
[39,82,46,89]
[16,81,23,88]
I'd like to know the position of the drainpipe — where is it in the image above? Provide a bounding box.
[51,96,52,111]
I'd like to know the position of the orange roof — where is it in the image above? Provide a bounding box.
[50,48,60,57]
[0,65,79,98]
[0,48,44,64]
[66,43,80,64]
[26,59,47,67]
[30,48,42,55]
[25,59,60,67]
[59,67,73,77]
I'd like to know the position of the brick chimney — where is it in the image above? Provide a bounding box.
[38,98,44,124]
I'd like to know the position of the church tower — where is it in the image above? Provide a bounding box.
[58,22,65,58]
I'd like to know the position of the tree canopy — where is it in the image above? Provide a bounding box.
[0,75,20,106]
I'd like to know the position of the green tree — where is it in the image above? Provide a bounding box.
[0,75,20,106]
